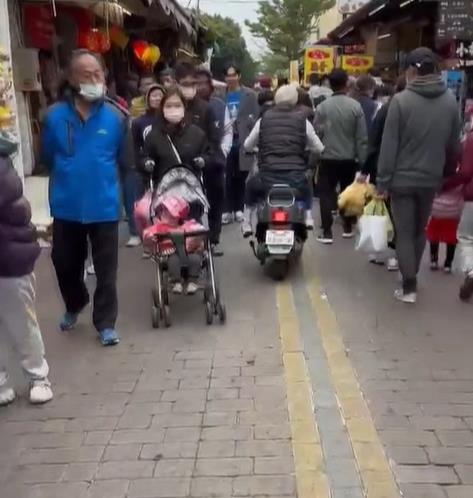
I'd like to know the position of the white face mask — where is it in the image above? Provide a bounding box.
[79,83,105,102]
[180,85,197,101]
[164,107,185,124]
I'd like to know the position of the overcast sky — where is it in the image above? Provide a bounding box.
[178,0,264,56]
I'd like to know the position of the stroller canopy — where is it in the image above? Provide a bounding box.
[153,166,210,215]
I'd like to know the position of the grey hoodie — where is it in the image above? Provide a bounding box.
[377,75,460,192]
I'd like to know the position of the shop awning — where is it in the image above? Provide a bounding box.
[27,1,195,35]
[328,0,391,40]
[140,0,195,35]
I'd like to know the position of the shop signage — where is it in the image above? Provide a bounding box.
[341,55,374,74]
[437,0,473,40]
[22,3,55,50]
[344,44,367,54]
[303,46,335,83]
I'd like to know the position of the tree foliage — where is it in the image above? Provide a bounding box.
[202,14,257,84]
[246,0,334,62]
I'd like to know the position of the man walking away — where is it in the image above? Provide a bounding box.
[196,68,232,256]
[354,74,378,135]
[41,49,132,346]
[222,64,259,225]
[308,73,333,109]
[314,69,368,243]
[377,47,461,304]
[0,133,53,405]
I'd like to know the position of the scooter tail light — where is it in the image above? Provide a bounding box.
[271,209,289,223]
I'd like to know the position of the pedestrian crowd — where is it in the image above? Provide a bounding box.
[1,46,473,407]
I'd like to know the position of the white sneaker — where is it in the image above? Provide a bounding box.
[126,236,141,248]
[342,231,355,239]
[29,379,53,405]
[394,289,417,304]
[0,386,16,406]
[186,282,199,295]
[235,211,244,222]
[305,212,315,230]
[172,282,184,294]
[222,213,233,225]
[387,257,399,271]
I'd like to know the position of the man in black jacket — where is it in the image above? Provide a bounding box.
[175,63,223,253]
[0,134,53,406]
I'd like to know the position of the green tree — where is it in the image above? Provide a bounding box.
[246,0,334,63]
[202,14,257,84]
[257,52,289,77]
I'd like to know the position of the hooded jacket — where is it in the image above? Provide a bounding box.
[131,84,164,165]
[377,75,461,192]
[0,144,40,277]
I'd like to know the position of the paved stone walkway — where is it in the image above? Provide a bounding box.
[0,221,472,498]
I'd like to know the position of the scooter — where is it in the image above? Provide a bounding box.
[249,184,308,280]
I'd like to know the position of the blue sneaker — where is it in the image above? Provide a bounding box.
[99,329,120,347]
[60,312,79,331]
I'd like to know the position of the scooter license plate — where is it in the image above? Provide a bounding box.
[266,230,294,246]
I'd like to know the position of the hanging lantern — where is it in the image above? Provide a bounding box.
[110,26,129,50]
[132,40,161,70]
[80,29,111,54]
[142,45,160,70]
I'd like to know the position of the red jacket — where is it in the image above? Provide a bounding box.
[443,132,473,201]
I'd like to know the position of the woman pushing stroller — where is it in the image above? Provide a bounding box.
[137,88,210,295]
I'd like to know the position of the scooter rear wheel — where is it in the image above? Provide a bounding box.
[269,259,289,281]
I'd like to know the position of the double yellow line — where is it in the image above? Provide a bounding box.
[277,276,400,498]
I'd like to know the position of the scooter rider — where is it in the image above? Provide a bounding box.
[241,84,324,236]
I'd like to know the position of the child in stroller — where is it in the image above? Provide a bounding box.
[135,165,226,327]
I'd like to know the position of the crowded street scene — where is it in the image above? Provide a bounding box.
[1,0,473,497]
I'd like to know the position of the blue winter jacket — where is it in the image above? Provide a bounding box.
[41,98,131,223]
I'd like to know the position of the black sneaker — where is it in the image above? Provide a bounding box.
[317,230,333,244]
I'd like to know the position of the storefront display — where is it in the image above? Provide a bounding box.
[341,54,374,75]
[0,47,15,132]
[303,46,335,83]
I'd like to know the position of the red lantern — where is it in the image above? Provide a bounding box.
[80,29,111,54]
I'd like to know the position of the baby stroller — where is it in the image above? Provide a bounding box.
[142,165,226,328]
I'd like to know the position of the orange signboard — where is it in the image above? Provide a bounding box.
[341,55,374,75]
[304,46,334,82]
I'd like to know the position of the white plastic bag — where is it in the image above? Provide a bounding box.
[356,215,389,253]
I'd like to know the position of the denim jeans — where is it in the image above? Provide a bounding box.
[123,171,139,237]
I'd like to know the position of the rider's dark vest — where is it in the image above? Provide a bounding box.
[258,105,307,172]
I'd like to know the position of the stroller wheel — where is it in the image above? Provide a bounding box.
[162,304,172,328]
[152,288,160,307]
[203,285,212,304]
[205,301,213,325]
[217,302,227,324]
[151,305,160,329]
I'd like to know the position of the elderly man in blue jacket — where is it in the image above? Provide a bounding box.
[41,49,132,346]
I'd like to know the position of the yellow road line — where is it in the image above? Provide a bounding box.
[276,283,330,498]
[305,271,401,498]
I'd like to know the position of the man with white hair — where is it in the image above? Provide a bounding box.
[242,84,324,236]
